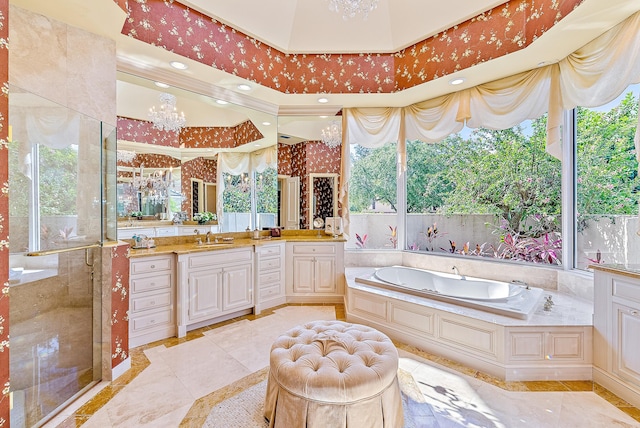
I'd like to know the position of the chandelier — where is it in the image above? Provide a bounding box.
[321,121,342,148]
[148,93,186,132]
[328,0,378,20]
[225,172,265,193]
[116,149,136,163]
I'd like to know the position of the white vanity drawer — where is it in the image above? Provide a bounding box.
[155,226,177,237]
[188,248,252,269]
[131,273,172,294]
[258,245,282,257]
[259,271,281,287]
[131,307,173,332]
[130,256,172,275]
[260,257,281,271]
[259,284,282,300]
[613,278,640,306]
[292,244,336,255]
[131,291,172,313]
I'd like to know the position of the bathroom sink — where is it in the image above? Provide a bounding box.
[201,242,234,247]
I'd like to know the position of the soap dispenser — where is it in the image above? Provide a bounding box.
[253,228,260,240]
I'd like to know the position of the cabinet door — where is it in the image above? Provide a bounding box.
[315,256,336,293]
[223,263,253,311]
[613,302,640,388]
[188,268,223,321]
[293,256,314,293]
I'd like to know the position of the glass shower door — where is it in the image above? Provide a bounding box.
[8,86,104,427]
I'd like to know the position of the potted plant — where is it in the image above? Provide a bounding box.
[193,211,217,225]
[129,211,143,220]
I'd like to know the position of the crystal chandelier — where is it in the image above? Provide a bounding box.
[148,93,186,132]
[328,0,378,20]
[321,121,342,148]
[116,149,136,163]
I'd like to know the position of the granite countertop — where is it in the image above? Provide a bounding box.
[128,233,347,258]
[589,264,640,280]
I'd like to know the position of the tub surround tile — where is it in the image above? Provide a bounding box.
[348,267,592,327]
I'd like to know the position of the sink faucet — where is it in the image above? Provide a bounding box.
[206,231,212,244]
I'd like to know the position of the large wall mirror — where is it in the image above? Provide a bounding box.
[116,72,278,234]
[277,116,343,229]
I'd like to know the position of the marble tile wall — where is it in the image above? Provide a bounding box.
[7,3,120,398]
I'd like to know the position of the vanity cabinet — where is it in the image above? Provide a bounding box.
[285,242,344,303]
[129,254,176,347]
[255,242,286,314]
[593,268,640,408]
[177,247,253,336]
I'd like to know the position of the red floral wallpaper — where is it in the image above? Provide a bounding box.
[117,153,180,170]
[110,243,130,369]
[181,157,217,215]
[288,141,341,228]
[117,116,180,148]
[119,117,263,150]
[277,143,293,176]
[113,0,127,13]
[0,0,8,422]
[122,0,583,94]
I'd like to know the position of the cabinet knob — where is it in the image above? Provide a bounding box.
[631,310,639,317]
[150,264,156,269]
[150,319,155,324]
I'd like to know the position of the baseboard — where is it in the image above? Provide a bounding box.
[111,357,131,381]
[593,367,640,408]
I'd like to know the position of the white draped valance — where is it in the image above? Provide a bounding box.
[339,10,640,233]
[216,145,276,229]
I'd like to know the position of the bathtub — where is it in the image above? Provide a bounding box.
[355,266,544,319]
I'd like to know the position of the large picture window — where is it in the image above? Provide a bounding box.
[347,143,397,250]
[576,85,640,269]
[405,117,563,264]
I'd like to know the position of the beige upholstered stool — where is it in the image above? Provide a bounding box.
[264,320,404,428]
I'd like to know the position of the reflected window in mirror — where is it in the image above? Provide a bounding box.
[222,172,252,232]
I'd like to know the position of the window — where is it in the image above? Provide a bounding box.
[348,143,398,250]
[576,85,640,269]
[405,117,563,264]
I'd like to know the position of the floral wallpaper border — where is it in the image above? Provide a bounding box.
[0,0,9,424]
[122,0,584,95]
[117,116,263,149]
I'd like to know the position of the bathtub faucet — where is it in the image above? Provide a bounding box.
[452,265,465,280]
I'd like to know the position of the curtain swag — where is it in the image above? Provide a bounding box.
[339,10,640,234]
[216,146,276,229]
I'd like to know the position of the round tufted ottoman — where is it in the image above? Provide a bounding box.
[263,320,403,428]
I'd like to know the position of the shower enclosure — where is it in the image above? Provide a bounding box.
[8,85,116,427]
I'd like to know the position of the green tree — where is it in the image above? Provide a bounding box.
[349,143,397,212]
[577,92,639,217]
[440,119,562,234]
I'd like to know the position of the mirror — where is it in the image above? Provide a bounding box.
[309,173,339,228]
[277,116,342,229]
[116,72,278,234]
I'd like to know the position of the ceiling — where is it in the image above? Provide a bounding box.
[11,0,640,148]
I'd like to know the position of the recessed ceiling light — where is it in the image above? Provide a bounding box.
[254,144,261,147]
[319,115,328,119]
[170,61,188,70]
[449,78,465,86]
[262,121,271,126]
[317,97,329,104]
[154,81,169,88]
[237,84,251,91]
[216,99,228,105]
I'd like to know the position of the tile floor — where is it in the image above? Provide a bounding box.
[46,304,640,427]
